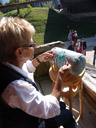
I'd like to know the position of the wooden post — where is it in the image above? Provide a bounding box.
[79,80,83,118]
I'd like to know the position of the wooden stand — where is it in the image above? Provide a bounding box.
[49,64,85,122]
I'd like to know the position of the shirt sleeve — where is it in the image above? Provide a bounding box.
[1,79,60,119]
[22,60,36,73]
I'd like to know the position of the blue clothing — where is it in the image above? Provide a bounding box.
[93,46,96,66]
[46,102,76,128]
[93,54,96,66]
[68,44,74,51]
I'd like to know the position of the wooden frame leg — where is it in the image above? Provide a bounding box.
[63,97,66,103]
[79,81,83,118]
[69,85,72,112]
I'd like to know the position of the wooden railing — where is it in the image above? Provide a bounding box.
[0,0,52,10]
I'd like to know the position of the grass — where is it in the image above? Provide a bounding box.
[1,7,96,45]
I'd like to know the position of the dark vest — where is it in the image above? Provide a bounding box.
[0,62,45,128]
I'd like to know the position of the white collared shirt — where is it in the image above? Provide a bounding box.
[1,60,60,119]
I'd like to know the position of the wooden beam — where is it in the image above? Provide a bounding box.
[0,0,53,10]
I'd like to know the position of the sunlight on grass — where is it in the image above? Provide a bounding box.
[33,33,44,45]
[1,7,96,45]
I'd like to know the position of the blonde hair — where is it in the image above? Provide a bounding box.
[0,17,35,62]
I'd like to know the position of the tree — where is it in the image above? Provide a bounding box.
[0,0,2,3]
[0,0,3,6]
[9,0,26,4]
[9,0,26,14]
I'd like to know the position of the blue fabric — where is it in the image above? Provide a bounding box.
[50,47,86,75]
[93,54,96,66]
[45,102,76,128]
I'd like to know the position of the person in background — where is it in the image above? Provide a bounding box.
[76,39,81,53]
[0,17,77,128]
[68,30,72,41]
[80,38,87,55]
[93,45,96,66]
[68,41,75,51]
[73,31,78,45]
[72,30,75,41]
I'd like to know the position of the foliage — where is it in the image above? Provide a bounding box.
[1,7,96,45]
[42,0,60,9]
[0,11,3,15]
[8,0,26,14]
[27,4,32,9]
[0,0,3,6]
[43,1,54,9]
[9,0,26,4]
[0,0,2,3]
